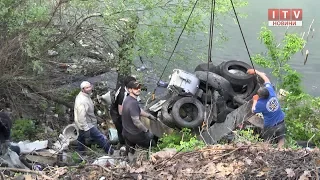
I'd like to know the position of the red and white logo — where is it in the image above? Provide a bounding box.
[268,9,303,26]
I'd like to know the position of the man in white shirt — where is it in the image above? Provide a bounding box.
[74,81,114,155]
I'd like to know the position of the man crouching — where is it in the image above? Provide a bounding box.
[121,80,157,151]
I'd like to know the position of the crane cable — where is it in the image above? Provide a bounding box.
[202,0,216,129]
[151,0,200,100]
[230,0,256,73]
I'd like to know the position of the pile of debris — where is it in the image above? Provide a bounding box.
[74,144,320,179]
[4,143,317,179]
[147,60,262,131]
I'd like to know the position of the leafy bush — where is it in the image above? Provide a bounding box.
[11,119,37,141]
[156,128,205,152]
[234,128,263,144]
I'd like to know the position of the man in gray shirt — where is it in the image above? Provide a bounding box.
[121,81,157,149]
[74,81,114,155]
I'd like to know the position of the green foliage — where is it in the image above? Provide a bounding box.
[253,25,320,147]
[283,93,320,146]
[156,128,205,152]
[11,119,37,141]
[234,128,263,144]
[63,89,81,102]
[252,25,305,95]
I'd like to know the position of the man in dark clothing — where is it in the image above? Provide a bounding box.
[0,112,20,155]
[121,81,157,149]
[109,76,136,147]
[247,69,286,148]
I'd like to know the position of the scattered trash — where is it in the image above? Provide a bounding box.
[137,65,147,71]
[108,128,119,144]
[92,156,115,167]
[33,164,43,171]
[52,124,80,152]
[52,134,71,152]
[0,149,29,169]
[26,154,56,166]
[11,140,48,154]
[62,123,79,142]
[48,50,58,56]
[157,80,169,88]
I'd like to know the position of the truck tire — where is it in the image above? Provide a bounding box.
[161,95,183,128]
[245,79,260,101]
[171,97,205,128]
[194,62,219,74]
[195,71,235,101]
[220,60,254,86]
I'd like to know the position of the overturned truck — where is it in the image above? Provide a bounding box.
[146,60,264,144]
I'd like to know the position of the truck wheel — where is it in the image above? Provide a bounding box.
[171,97,205,128]
[161,95,183,128]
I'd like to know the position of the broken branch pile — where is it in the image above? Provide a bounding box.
[3,143,320,180]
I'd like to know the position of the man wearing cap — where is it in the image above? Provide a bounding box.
[74,81,114,154]
[110,76,136,149]
[121,80,157,149]
[247,69,286,148]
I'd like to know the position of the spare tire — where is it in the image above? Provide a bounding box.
[220,60,254,86]
[161,95,183,128]
[171,97,205,128]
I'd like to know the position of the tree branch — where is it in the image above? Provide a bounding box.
[76,13,103,31]
[23,83,73,109]
[45,0,70,28]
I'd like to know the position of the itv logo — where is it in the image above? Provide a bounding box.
[268,9,303,26]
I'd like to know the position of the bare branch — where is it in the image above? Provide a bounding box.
[76,13,103,31]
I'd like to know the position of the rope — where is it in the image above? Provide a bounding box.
[207,0,215,63]
[152,0,200,99]
[230,0,256,73]
[204,0,216,115]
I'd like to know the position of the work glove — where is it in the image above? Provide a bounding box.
[148,114,156,121]
[247,69,255,75]
[253,95,259,101]
[145,130,154,140]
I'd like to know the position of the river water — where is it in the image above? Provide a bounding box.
[216,0,320,96]
[137,0,320,97]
